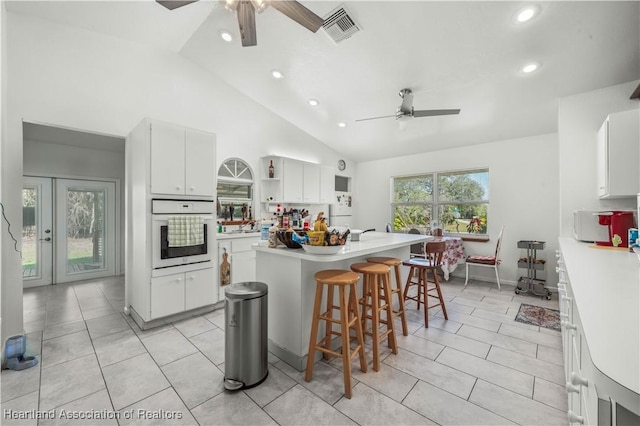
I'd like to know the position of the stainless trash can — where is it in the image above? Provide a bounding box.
[224,281,268,390]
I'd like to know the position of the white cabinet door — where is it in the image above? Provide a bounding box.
[596,119,608,198]
[151,273,185,319]
[320,165,335,204]
[597,110,640,198]
[231,250,256,284]
[185,267,217,310]
[283,158,303,202]
[185,130,216,197]
[303,162,320,203]
[150,121,186,195]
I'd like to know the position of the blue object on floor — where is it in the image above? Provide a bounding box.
[3,334,38,371]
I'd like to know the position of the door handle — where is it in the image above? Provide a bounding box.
[39,237,51,242]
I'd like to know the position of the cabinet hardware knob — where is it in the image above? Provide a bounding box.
[567,410,584,424]
[176,186,182,190]
[561,295,572,302]
[566,382,580,393]
[570,372,588,387]
[556,266,565,273]
[562,321,577,330]
[189,186,195,191]
[188,276,195,281]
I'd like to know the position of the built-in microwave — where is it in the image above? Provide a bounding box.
[573,210,608,242]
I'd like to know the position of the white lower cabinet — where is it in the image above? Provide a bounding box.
[186,267,217,310]
[150,267,216,320]
[558,244,639,426]
[151,274,186,319]
[218,236,259,301]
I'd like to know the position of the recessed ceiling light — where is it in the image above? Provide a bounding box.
[337,122,347,128]
[271,70,284,79]
[308,98,319,107]
[219,30,233,43]
[521,62,540,73]
[515,5,540,23]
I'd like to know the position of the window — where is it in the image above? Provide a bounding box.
[217,158,254,222]
[391,169,489,235]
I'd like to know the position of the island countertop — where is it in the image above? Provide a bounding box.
[255,231,432,371]
[253,231,432,261]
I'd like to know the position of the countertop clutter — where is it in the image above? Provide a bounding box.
[253,232,433,262]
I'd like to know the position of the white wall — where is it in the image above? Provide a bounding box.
[1,1,26,357]
[355,133,560,286]
[558,80,640,237]
[1,11,352,338]
[23,139,126,274]
[0,0,12,357]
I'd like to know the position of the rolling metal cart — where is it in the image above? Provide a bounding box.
[515,240,551,300]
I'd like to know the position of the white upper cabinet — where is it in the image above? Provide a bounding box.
[262,156,334,204]
[185,129,216,196]
[150,121,216,197]
[319,165,335,204]
[282,158,304,203]
[302,162,320,203]
[597,109,639,199]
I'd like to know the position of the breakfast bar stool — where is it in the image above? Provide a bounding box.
[350,262,398,372]
[402,240,448,327]
[305,269,367,399]
[366,257,409,336]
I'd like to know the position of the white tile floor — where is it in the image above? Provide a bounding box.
[2,275,569,425]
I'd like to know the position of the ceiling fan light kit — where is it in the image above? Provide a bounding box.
[157,0,325,47]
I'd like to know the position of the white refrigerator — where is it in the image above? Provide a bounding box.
[329,191,352,227]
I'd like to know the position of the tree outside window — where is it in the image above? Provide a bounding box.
[392,169,489,235]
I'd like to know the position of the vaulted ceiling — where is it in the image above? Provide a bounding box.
[7,1,640,161]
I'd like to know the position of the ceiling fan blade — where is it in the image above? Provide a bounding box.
[355,114,398,122]
[270,1,324,33]
[237,1,257,47]
[413,109,461,117]
[156,0,199,11]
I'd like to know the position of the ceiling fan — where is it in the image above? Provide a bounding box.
[156,0,325,47]
[356,89,461,122]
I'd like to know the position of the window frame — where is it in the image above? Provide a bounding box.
[390,168,490,237]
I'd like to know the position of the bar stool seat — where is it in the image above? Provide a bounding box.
[402,241,448,328]
[350,262,398,371]
[305,269,367,399]
[366,257,409,336]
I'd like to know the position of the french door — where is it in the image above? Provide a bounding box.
[22,177,53,287]
[22,177,117,286]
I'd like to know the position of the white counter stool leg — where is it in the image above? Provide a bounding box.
[350,262,398,372]
[366,257,409,336]
[305,269,367,399]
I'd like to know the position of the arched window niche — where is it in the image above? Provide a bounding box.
[216,158,254,225]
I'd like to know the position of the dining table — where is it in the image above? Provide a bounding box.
[431,236,466,280]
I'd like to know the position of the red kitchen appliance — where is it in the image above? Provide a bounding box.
[595,211,635,247]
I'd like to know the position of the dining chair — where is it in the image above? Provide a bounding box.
[464,226,504,290]
[408,228,426,258]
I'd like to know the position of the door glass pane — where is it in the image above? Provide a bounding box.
[22,187,38,278]
[66,188,106,273]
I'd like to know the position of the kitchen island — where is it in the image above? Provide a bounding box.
[254,231,431,371]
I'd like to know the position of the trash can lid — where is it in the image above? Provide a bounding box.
[225,281,268,300]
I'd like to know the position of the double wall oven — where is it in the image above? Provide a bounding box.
[151,199,215,271]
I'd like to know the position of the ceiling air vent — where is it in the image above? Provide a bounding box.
[322,6,360,44]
